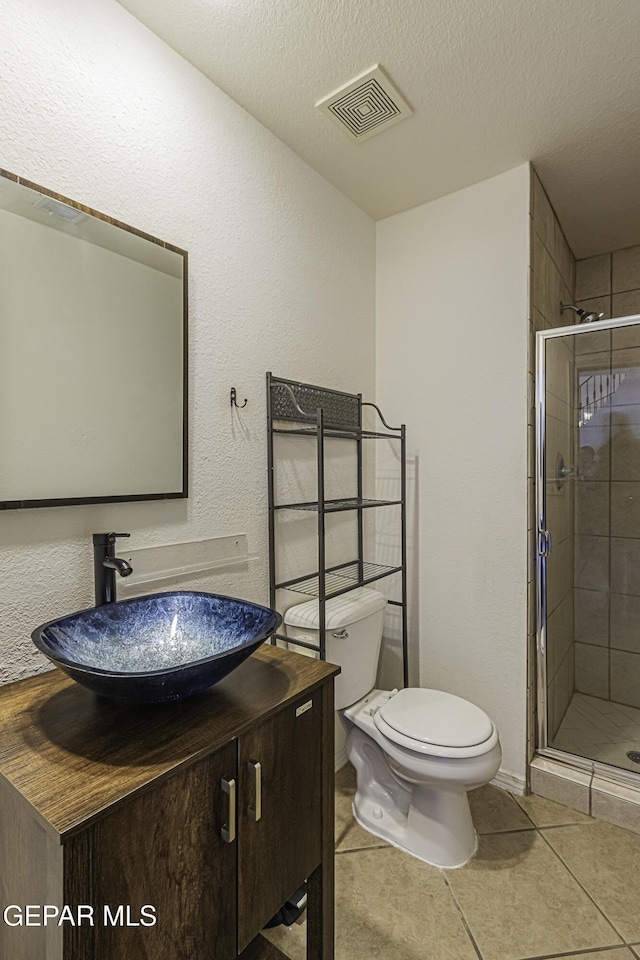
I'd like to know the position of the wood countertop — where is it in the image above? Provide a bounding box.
[0,644,339,841]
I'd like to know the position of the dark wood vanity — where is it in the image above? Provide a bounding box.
[0,644,338,960]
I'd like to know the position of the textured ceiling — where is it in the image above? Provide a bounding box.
[117,0,640,258]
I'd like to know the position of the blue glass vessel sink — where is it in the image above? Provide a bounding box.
[31,591,282,703]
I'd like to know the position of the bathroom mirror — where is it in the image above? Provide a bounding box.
[0,170,187,509]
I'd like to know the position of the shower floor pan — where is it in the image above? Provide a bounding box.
[552,692,640,775]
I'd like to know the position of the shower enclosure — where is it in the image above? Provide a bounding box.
[537,313,640,781]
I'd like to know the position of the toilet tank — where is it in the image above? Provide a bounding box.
[284,588,387,710]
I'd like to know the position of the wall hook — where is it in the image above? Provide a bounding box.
[230,387,248,409]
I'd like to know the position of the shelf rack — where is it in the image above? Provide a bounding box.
[267,372,408,687]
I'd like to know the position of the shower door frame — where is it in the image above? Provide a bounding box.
[535,313,640,785]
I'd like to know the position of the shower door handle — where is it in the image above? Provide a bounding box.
[538,529,552,557]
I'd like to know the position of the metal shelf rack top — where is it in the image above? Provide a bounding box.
[269,376,361,430]
[266,372,408,687]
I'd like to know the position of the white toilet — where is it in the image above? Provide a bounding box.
[284,588,501,868]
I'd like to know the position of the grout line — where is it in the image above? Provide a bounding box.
[610,256,613,312]
[512,793,542,829]
[477,824,536,836]
[535,820,596,831]
[441,871,484,960]
[517,942,634,959]
[611,284,640,297]
[334,843,389,856]
[538,827,626,944]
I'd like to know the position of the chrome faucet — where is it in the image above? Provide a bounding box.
[93,532,133,605]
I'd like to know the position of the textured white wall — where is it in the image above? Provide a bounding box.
[376,166,530,782]
[0,0,375,684]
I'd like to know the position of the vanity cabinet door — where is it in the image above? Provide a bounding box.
[236,691,323,952]
[67,741,237,960]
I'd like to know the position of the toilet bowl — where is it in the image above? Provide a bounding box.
[284,589,501,868]
[344,688,501,867]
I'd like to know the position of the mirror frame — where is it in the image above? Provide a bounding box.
[0,168,188,510]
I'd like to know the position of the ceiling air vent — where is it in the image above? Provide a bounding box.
[316,65,412,143]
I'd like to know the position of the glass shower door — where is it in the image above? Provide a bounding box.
[537,316,640,775]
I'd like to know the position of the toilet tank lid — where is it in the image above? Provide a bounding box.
[284,588,387,631]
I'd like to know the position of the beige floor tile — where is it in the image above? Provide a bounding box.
[468,784,533,834]
[445,831,620,960]
[265,846,478,960]
[514,791,593,827]
[543,820,640,942]
[335,763,388,852]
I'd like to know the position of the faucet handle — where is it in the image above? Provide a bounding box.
[92,532,131,545]
[107,533,131,547]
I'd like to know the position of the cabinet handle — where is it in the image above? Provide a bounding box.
[247,760,262,822]
[221,777,236,843]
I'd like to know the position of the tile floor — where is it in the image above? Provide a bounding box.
[264,764,640,960]
[553,692,640,774]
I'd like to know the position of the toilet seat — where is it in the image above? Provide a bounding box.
[373,688,498,759]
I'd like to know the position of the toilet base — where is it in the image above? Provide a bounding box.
[347,726,480,868]
[351,784,478,869]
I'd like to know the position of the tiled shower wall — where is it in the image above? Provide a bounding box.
[573,247,640,711]
[529,169,576,755]
[576,246,640,323]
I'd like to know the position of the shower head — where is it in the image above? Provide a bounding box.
[560,302,605,324]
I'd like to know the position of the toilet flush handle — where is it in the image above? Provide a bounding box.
[332,629,349,639]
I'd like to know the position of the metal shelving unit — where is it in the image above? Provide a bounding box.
[267,372,408,687]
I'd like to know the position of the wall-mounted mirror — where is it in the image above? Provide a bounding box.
[0,170,187,509]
